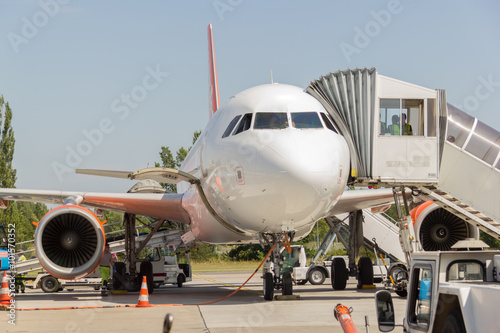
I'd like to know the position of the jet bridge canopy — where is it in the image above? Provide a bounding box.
[307,68,447,186]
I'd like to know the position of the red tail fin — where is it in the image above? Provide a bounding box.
[208,24,220,118]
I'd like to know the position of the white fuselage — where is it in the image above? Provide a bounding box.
[178,84,350,243]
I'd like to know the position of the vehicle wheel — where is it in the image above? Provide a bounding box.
[358,257,374,286]
[282,272,293,295]
[263,272,274,300]
[388,264,408,283]
[297,280,308,285]
[177,274,184,288]
[389,264,408,298]
[139,261,154,294]
[331,258,347,290]
[442,308,466,333]
[41,276,59,293]
[308,267,326,285]
[113,262,126,290]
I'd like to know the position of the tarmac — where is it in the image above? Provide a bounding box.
[1,271,406,332]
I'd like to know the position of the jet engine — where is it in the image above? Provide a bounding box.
[34,205,106,279]
[412,202,478,251]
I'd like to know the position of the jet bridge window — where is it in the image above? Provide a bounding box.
[380,99,425,136]
[233,113,253,135]
[254,112,288,129]
[446,260,484,282]
[222,115,241,138]
[291,112,323,129]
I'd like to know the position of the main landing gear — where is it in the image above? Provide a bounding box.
[260,232,294,301]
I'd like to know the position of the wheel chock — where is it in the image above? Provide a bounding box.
[357,284,376,290]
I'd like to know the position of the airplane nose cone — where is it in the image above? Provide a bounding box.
[237,130,349,230]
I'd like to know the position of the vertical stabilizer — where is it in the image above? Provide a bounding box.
[208,24,220,118]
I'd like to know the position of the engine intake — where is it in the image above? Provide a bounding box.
[413,202,478,251]
[34,205,105,279]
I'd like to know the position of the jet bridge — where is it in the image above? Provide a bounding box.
[307,68,500,242]
[307,68,447,186]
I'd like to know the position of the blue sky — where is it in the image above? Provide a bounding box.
[1,0,499,193]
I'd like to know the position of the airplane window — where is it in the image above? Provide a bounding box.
[254,112,288,129]
[320,113,338,133]
[233,113,253,135]
[291,112,323,129]
[222,115,242,138]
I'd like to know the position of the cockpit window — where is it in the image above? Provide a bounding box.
[222,115,241,138]
[321,113,338,133]
[291,112,323,129]
[254,112,288,129]
[233,113,253,135]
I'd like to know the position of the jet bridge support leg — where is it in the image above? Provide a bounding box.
[348,210,364,279]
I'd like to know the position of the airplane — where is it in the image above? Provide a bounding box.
[0,24,403,300]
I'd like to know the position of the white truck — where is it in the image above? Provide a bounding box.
[375,240,500,332]
[146,245,192,288]
[281,245,330,285]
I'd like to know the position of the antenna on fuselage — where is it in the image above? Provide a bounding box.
[270,70,274,84]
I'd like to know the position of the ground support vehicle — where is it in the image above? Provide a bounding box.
[28,269,102,293]
[142,245,192,289]
[375,241,500,332]
[281,245,330,285]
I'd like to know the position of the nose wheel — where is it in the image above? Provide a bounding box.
[263,272,274,300]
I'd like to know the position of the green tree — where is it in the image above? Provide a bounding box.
[155,130,201,192]
[0,96,16,188]
[0,96,47,249]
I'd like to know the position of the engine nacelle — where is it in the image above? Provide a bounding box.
[412,202,478,251]
[34,205,106,279]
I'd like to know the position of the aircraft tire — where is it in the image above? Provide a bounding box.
[263,272,274,300]
[41,275,59,293]
[331,258,347,290]
[358,257,374,287]
[282,272,293,295]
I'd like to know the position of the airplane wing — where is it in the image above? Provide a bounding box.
[328,188,404,216]
[0,188,191,223]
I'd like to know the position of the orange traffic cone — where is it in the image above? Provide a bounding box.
[136,276,151,308]
[0,271,13,306]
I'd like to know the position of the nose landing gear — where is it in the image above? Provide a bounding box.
[260,232,295,301]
